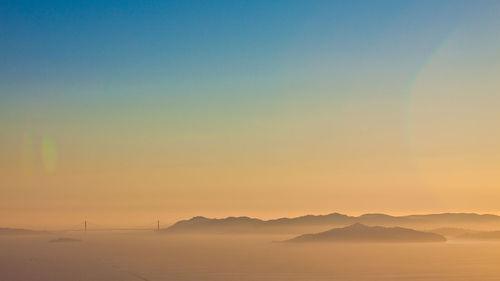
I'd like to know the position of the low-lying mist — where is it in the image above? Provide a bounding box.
[3,229,500,281]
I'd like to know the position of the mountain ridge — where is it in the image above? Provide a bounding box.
[161,212,500,234]
[0,228,48,235]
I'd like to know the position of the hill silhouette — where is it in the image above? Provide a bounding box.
[49,237,82,243]
[0,228,48,235]
[458,230,500,240]
[161,212,500,234]
[286,223,446,243]
[162,214,352,234]
[429,227,480,238]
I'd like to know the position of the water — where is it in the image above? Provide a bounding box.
[2,232,500,281]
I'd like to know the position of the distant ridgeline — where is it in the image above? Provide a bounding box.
[160,213,500,235]
[0,228,48,235]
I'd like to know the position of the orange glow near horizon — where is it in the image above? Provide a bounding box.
[1,1,500,230]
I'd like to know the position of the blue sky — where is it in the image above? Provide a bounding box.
[1,0,482,102]
[1,1,500,225]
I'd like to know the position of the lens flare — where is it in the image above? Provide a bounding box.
[406,25,500,204]
[41,135,57,173]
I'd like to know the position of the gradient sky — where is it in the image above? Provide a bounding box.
[1,0,499,228]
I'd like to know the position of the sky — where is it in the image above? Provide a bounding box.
[1,0,499,228]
